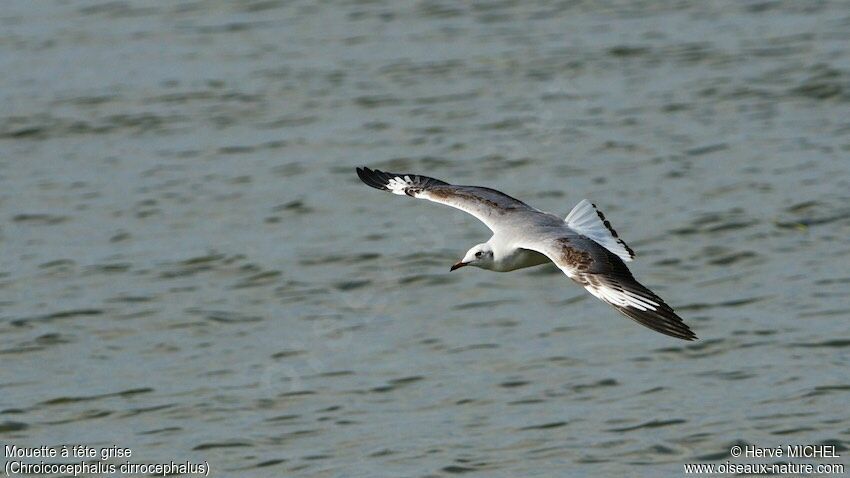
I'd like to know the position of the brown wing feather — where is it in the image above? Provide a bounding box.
[356,167,536,232]
[528,235,697,341]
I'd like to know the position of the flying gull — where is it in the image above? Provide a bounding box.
[356,167,697,341]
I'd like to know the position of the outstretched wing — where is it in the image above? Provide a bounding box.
[521,233,697,341]
[356,167,537,232]
[566,199,635,262]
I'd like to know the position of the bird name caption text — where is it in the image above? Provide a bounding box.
[4,444,210,476]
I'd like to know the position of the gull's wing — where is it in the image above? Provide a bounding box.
[565,199,635,262]
[356,167,536,232]
[520,233,697,341]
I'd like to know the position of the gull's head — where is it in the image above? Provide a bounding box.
[451,243,494,271]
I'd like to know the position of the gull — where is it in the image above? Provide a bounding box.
[356,167,697,341]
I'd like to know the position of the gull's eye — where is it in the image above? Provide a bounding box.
[475,251,483,258]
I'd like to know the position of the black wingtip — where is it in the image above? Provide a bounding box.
[676,327,698,341]
[356,166,390,191]
[355,166,368,183]
[668,318,697,341]
[356,167,450,192]
[617,306,698,341]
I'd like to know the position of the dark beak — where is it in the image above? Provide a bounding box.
[450,261,468,271]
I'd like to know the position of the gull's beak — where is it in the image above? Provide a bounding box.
[450,261,468,272]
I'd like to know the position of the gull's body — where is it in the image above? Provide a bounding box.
[356,167,697,341]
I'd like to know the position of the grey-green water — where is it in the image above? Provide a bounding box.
[2,1,849,476]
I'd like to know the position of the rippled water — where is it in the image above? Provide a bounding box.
[2,0,849,476]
